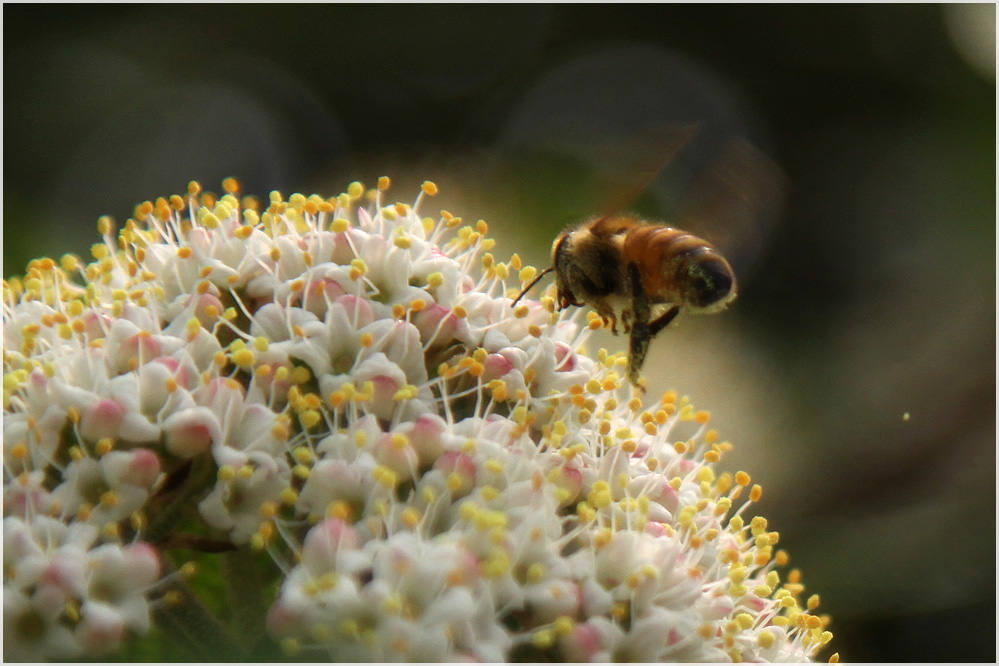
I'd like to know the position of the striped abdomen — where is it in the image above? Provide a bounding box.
[621,225,736,312]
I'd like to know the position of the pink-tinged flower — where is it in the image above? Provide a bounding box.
[50,449,161,527]
[4,469,55,518]
[3,178,834,662]
[3,585,83,662]
[3,517,99,593]
[161,406,219,458]
[75,601,127,655]
[82,542,161,634]
[198,448,291,544]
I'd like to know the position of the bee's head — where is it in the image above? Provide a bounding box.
[509,231,570,307]
[550,230,571,264]
[551,230,578,305]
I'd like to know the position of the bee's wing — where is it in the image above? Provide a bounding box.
[587,124,701,234]
[671,138,786,274]
[597,124,700,218]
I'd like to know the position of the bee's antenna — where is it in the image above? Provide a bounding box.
[510,266,554,306]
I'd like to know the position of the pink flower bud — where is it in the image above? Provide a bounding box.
[80,399,127,442]
[553,342,576,372]
[266,597,309,638]
[372,431,418,481]
[564,621,606,662]
[121,542,162,586]
[335,294,375,327]
[78,310,112,341]
[302,518,359,573]
[412,304,462,349]
[193,293,225,329]
[121,332,162,368]
[76,602,126,655]
[300,278,347,317]
[121,449,162,487]
[41,552,86,598]
[405,414,447,467]
[162,407,219,458]
[552,464,583,505]
[482,353,514,382]
[433,451,477,498]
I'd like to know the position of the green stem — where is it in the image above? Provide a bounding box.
[153,569,246,661]
[222,547,269,649]
[146,453,217,545]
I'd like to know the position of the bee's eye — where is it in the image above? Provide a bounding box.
[688,259,733,308]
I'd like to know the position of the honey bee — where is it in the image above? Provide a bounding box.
[514,215,737,385]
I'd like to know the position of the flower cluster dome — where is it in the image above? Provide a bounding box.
[3,177,834,661]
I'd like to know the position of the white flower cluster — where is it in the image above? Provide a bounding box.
[3,178,834,661]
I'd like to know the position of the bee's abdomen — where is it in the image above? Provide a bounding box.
[622,226,735,308]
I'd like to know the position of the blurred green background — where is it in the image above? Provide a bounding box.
[4,5,994,662]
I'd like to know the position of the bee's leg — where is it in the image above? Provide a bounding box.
[628,322,652,385]
[627,263,653,385]
[596,307,620,334]
[649,305,681,337]
[556,290,569,310]
[619,310,631,334]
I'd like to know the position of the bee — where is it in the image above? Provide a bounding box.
[513,215,737,385]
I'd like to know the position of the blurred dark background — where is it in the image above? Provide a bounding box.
[4,4,995,662]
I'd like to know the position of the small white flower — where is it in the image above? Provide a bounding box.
[50,449,161,526]
[198,448,291,544]
[3,584,83,662]
[75,601,127,656]
[82,542,160,634]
